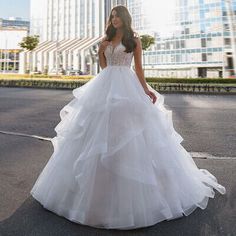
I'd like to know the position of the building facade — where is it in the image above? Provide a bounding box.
[128,0,236,78]
[20,0,127,75]
[0,17,30,31]
[105,0,128,19]
[0,28,28,73]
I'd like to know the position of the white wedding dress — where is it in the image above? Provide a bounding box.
[30,41,226,230]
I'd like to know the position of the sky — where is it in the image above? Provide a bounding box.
[143,0,176,37]
[0,0,30,20]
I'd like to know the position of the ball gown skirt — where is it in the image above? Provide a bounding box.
[30,43,226,230]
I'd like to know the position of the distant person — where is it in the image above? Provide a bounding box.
[30,5,226,230]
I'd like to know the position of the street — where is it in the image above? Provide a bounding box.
[0,87,235,236]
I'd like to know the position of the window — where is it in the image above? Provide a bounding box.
[224,38,231,46]
[202,53,207,61]
[201,38,206,47]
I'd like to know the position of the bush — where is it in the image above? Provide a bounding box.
[0,74,235,84]
[145,78,236,84]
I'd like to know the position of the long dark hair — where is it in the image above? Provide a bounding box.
[105,5,138,53]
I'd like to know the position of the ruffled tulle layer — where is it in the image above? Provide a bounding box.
[30,66,226,230]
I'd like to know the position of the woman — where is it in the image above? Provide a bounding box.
[30,5,226,230]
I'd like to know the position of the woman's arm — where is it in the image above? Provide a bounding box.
[98,48,107,69]
[98,38,109,69]
[133,37,149,91]
[133,37,157,104]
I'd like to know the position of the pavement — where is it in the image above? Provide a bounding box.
[0,87,235,236]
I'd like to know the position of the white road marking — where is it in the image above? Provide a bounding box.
[190,152,236,160]
[0,130,235,159]
[0,130,51,141]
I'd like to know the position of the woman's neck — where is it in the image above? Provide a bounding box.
[115,28,124,39]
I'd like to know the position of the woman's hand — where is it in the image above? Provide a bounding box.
[144,88,157,104]
[98,40,110,54]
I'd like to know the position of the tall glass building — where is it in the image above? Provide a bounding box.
[128,0,236,78]
[20,0,127,75]
[105,0,127,19]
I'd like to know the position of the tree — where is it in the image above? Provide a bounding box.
[19,35,39,73]
[140,34,155,72]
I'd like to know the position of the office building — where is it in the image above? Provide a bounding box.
[128,0,236,78]
[20,0,127,75]
[0,28,28,73]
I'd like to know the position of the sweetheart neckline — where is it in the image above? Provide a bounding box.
[109,41,122,50]
[105,42,134,55]
[107,41,123,54]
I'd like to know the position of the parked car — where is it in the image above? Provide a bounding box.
[49,68,64,75]
[66,69,84,76]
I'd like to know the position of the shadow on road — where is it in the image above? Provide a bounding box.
[0,194,228,236]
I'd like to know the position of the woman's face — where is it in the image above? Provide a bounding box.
[111,10,123,29]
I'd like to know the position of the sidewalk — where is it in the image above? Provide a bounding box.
[0,77,236,94]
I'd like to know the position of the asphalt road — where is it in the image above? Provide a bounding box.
[0,87,235,156]
[0,87,235,236]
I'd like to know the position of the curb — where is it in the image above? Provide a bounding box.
[0,79,236,94]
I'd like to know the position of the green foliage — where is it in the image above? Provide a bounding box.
[146,78,236,84]
[19,35,39,51]
[0,74,235,84]
[140,34,155,51]
[0,79,235,94]
[140,34,155,70]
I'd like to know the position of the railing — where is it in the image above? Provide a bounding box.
[0,79,236,93]
[149,83,236,93]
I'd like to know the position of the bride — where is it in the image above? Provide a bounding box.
[30,5,226,230]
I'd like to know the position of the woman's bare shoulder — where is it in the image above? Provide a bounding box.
[133,32,140,39]
[100,35,109,43]
[133,32,141,44]
[133,34,141,48]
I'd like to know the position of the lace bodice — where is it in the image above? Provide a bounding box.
[104,42,133,67]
